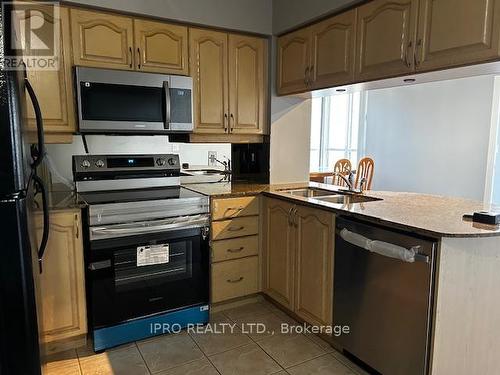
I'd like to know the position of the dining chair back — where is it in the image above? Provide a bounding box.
[333,159,352,187]
[355,157,375,190]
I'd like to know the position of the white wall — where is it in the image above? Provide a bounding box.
[66,0,273,35]
[364,76,495,201]
[46,136,230,183]
[270,97,311,184]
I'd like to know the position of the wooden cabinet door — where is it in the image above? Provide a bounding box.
[21,6,75,141]
[134,19,188,75]
[355,0,419,81]
[262,198,295,310]
[416,0,500,72]
[35,211,87,349]
[228,34,267,134]
[70,8,134,70]
[310,10,357,89]
[277,28,311,95]
[190,28,229,134]
[294,206,334,326]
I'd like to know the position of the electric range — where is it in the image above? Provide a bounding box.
[73,154,210,352]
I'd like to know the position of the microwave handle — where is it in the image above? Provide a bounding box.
[163,80,171,130]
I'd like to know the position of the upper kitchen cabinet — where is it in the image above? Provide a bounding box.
[355,0,419,82]
[416,0,500,72]
[134,19,188,75]
[70,9,134,70]
[277,28,311,95]
[190,29,268,137]
[21,5,76,144]
[229,35,267,134]
[190,28,229,134]
[309,9,357,90]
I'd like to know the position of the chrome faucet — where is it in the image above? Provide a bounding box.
[334,171,366,194]
[209,154,231,174]
[335,171,356,190]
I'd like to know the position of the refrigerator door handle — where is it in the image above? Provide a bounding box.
[32,174,49,273]
[24,77,45,169]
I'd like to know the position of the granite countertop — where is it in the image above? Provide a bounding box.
[264,182,500,238]
[183,181,270,197]
[184,181,500,238]
[38,180,500,237]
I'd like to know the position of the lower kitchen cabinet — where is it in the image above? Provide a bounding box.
[211,256,259,303]
[262,198,296,310]
[35,210,87,354]
[210,196,261,303]
[294,205,334,326]
[263,198,334,326]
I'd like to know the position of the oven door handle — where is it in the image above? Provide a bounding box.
[91,215,209,239]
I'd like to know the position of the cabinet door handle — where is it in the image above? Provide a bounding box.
[227,276,244,283]
[227,247,244,253]
[309,65,314,84]
[137,47,141,69]
[230,113,234,133]
[293,207,298,227]
[304,66,309,85]
[224,113,228,132]
[405,41,412,68]
[75,214,79,239]
[415,39,422,68]
[288,207,293,226]
[227,226,245,232]
[129,47,133,68]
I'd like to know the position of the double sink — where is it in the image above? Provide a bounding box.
[278,187,382,205]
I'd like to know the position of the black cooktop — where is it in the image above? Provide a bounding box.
[78,186,205,205]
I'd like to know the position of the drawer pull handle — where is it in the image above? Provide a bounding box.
[227,247,244,253]
[227,276,244,283]
[224,207,244,216]
[228,226,245,232]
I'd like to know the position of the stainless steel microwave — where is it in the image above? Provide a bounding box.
[75,67,193,134]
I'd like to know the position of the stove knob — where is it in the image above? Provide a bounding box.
[95,159,105,168]
[167,158,177,166]
[81,160,91,169]
[156,158,166,166]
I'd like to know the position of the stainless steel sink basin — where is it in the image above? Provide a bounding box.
[277,187,382,204]
[313,194,382,204]
[277,187,336,198]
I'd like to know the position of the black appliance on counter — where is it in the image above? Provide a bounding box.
[231,142,269,183]
[0,3,50,374]
[73,154,210,352]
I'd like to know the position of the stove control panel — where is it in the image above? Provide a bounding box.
[73,154,181,179]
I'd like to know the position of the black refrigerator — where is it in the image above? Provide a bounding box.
[0,2,49,374]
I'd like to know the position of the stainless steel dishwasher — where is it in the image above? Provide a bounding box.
[333,217,437,375]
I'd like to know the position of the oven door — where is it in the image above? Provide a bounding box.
[87,226,209,329]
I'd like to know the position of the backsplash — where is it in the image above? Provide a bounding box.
[46,135,231,185]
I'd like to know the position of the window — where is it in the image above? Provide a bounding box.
[310,92,366,172]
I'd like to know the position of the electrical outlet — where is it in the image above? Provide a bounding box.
[208,151,217,166]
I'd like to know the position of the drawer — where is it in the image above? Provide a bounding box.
[211,256,259,303]
[212,196,259,221]
[211,216,259,240]
[211,235,259,263]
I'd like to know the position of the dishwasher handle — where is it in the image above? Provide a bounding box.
[339,228,429,263]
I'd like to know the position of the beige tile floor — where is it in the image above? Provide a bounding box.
[43,300,369,375]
